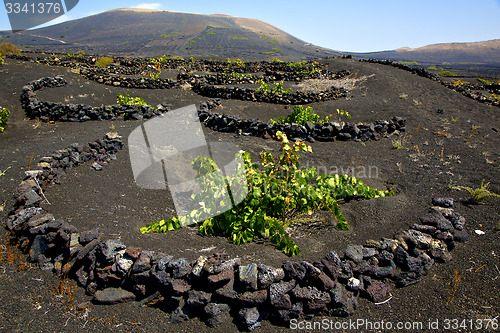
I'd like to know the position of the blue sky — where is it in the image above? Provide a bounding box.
[1,0,499,52]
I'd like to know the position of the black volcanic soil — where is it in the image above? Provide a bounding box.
[0,57,499,332]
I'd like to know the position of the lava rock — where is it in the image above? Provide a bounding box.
[29,235,49,261]
[187,290,211,307]
[168,258,192,278]
[93,288,135,305]
[364,280,391,303]
[453,229,470,243]
[282,261,306,281]
[238,307,262,331]
[432,197,454,208]
[239,289,268,306]
[257,264,285,289]
[328,283,357,316]
[239,263,258,290]
[99,239,126,263]
[429,239,452,263]
[269,280,296,309]
[132,251,152,273]
[204,303,231,328]
[321,251,343,280]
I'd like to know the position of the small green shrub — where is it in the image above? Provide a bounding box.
[270,105,331,125]
[0,42,20,55]
[149,72,160,79]
[96,56,113,67]
[140,132,392,256]
[478,78,494,85]
[150,55,184,64]
[428,65,444,71]
[226,58,245,67]
[161,32,179,38]
[453,179,500,204]
[0,107,10,132]
[392,134,408,150]
[257,80,292,94]
[0,53,4,65]
[116,94,153,108]
[398,61,419,65]
[438,71,457,77]
[272,48,282,52]
[287,61,306,68]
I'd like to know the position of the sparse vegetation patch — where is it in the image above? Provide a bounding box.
[0,107,10,132]
[95,56,113,67]
[0,42,20,55]
[438,70,458,77]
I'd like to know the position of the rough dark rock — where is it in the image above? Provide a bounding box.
[187,290,212,307]
[432,197,454,208]
[239,263,258,290]
[238,307,262,331]
[269,280,296,309]
[93,288,136,304]
[204,303,231,328]
[257,264,285,289]
[328,283,357,316]
[321,251,343,280]
[168,258,192,278]
[364,280,391,303]
[29,235,50,261]
[282,261,306,281]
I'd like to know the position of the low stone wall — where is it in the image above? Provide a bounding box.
[198,108,406,143]
[4,132,469,329]
[20,77,168,122]
[21,77,405,143]
[192,83,347,105]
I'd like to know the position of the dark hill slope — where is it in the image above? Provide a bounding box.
[0,8,340,60]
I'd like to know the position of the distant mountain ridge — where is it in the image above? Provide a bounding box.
[0,8,498,67]
[0,8,340,60]
[352,39,500,66]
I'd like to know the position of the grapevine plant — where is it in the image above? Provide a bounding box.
[0,107,10,132]
[257,80,293,94]
[141,132,392,256]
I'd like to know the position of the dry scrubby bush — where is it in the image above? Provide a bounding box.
[95,56,113,67]
[0,42,21,56]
